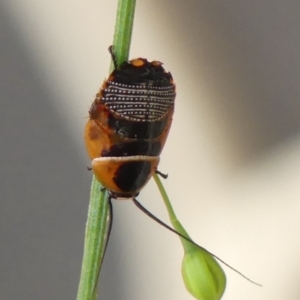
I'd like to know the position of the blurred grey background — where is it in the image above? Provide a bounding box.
[1,0,300,299]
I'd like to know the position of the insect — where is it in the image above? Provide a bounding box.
[84,48,260,291]
[84,48,178,294]
[84,48,176,199]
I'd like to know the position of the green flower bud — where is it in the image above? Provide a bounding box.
[153,174,227,299]
[182,247,226,300]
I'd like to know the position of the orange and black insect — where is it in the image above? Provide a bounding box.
[84,48,178,292]
[84,48,260,289]
[84,48,176,199]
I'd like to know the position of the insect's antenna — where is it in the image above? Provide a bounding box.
[92,195,114,297]
[108,45,118,69]
[132,198,262,287]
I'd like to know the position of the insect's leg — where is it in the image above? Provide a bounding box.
[108,45,118,69]
[155,169,168,179]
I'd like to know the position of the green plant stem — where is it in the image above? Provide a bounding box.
[112,0,136,68]
[77,178,109,300]
[77,0,136,299]
[153,174,194,252]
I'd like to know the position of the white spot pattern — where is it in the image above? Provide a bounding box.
[102,81,175,120]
